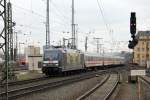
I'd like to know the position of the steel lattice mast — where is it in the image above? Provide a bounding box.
[7,2,14,61]
[0,1,15,99]
[0,0,9,99]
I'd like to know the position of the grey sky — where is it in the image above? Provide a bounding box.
[10,0,150,52]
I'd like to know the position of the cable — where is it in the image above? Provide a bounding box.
[97,0,117,49]
[40,0,70,25]
[96,0,110,33]
[16,23,45,30]
[12,4,45,18]
[12,3,70,33]
[12,0,71,43]
[50,9,70,25]
[50,1,71,27]
[51,1,70,21]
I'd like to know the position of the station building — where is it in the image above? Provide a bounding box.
[133,31,150,67]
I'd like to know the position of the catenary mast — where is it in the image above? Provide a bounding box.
[46,0,50,48]
[71,0,76,49]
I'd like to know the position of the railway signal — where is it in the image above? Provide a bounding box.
[128,12,138,49]
[128,39,138,49]
[130,12,136,36]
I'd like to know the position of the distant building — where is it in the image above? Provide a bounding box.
[24,46,41,61]
[24,46,42,71]
[133,31,150,67]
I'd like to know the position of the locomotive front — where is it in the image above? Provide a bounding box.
[42,49,62,75]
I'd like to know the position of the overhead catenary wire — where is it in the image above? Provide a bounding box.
[12,2,70,35]
[12,2,70,26]
[96,0,115,41]
[51,0,71,22]
[41,0,71,27]
[12,4,45,18]
[96,0,110,34]
[96,0,119,51]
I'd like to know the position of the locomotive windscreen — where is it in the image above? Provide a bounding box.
[44,50,60,60]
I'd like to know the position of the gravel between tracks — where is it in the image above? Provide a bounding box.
[83,74,118,100]
[0,71,101,93]
[0,76,71,93]
[16,74,107,100]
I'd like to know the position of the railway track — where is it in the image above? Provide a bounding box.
[139,76,150,85]
[140,73,150,83]
[0,71,107,92]
[76,72,120,100]
[0,70,107,100]
[0,76,48,87]
[0,66,124,88]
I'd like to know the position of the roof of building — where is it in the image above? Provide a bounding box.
[136,31,150,37]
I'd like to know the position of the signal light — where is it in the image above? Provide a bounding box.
[128,12,138,49]
[130,12,136,35]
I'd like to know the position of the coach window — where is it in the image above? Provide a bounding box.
[88,56,90,61]
[89,56,91,61]
[87,56,89,61]
[99,57,101,61]
[91,57,93,61]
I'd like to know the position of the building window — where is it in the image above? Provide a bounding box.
[146,54,149,58]
[142,55,145,58]
[147,48,149,51]
[137,54,140,58]
[143,42,145,45]
[142,48,144,51]
[137,48,140,51]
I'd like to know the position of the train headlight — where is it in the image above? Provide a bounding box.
[43,64,46,67]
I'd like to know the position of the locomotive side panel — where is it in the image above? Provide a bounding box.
[62,52,84,71]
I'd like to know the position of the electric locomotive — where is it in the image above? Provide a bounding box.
[42,47,84,76]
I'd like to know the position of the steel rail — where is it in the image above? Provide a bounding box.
[139,76,150,85]
[76,74,110,100]
[103,72,120,100]
[76,72,120,100]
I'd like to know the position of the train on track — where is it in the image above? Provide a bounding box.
[42,47,125,76]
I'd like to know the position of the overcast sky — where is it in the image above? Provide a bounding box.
[10,0,150,52]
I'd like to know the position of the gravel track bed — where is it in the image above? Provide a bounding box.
[83,74,118,100]
[0,71,103,93]
[16,74,107,100]
[1,76,70,92]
